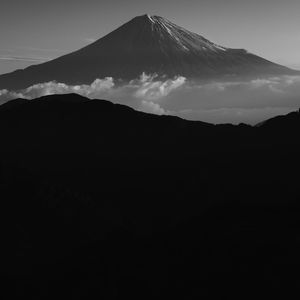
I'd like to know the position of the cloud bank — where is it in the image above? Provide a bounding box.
[1,73,300,124]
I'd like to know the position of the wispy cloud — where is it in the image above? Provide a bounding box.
[289,63,300,71]
[12,46,65,53]
[0,46,66,65]
[0,56,49,62]
[84,38,97,43]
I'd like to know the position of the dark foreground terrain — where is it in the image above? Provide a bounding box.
[1,94,300,299]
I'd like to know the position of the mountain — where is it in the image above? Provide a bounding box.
[1,93,300,299]
[0,14,298,91]
[0,93,216,157]
[256,109,300,129]
[0,93,298,159]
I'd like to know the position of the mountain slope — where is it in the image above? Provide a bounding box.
[0,14,298,90]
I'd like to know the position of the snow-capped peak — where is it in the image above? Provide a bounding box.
[133,14,228,54]
[146,14,155,23]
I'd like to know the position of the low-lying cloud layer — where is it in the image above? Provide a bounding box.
[1,73,300,124]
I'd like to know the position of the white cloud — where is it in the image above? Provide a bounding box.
[1,74,300,124]
[0,89,23,101]
[140,100,167,115]
[9,77,115,100]
[134,74,186,100]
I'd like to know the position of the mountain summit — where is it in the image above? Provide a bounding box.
[0,14,298,90]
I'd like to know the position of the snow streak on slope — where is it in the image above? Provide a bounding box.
[143,14,227,53]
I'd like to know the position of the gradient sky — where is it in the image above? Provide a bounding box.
[0,0,300,75]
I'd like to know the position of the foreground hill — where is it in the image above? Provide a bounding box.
[1,94,300,299]
[0,14,299,90]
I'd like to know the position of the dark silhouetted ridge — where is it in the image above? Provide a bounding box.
[1,93,300,299]
[0,93,299,155]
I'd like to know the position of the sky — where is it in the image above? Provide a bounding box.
[0,0,300,75]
